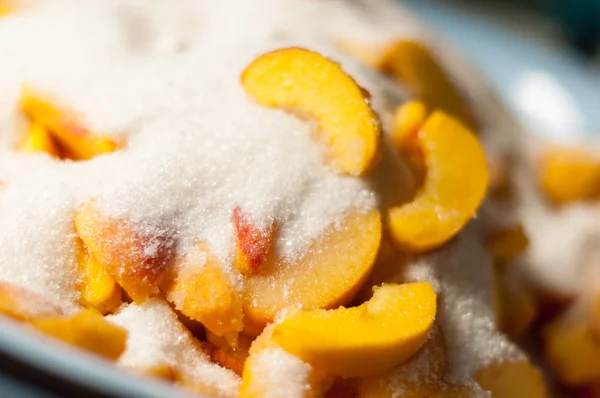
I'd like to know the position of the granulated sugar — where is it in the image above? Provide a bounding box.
[250,348,313,398]
[108,299,240,397]
[402,221,525,389]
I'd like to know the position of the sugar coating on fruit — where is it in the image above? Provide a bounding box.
[107,299,240,397]
[249,348,313,398]
[401,222,525,390]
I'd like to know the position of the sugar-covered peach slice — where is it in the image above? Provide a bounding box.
[32,309,127,360]
[486,224,529,265]
[388,112,488,252]
[0,281,64,321]
[475,361,547,398]
[537,146,600,204]
[338,40,475,129]
[20,86,121,161]
[242,47,380,176]
[16,122,60,158]
[75,239,122,314]
[231,207,274,276]
[163,247,244,338]
[244,209,381,330]
[544,313,600,386]
[392,101,428,187]
[74,201,175,302]
[271,282,436,377]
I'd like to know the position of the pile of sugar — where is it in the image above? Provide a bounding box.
[401,221,525,389]
[108,299,240,397]
[249,348,313,398]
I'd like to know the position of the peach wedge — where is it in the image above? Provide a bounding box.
[271,282,436,377]
[243,209,381,330]
[388,112,488,252]
[0,281,64,321]
[75,201,175,302]
[242,47,380,176]
[16,122,61,158]
[537,146,600,205]
[20,86,121,161]
[32,309,127,361]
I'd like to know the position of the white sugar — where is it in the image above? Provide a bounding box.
[401,222,525,385]
[108,299,240,397]
[250,348,313,398]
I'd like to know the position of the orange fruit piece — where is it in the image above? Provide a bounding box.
[164,247,244,338]
[75,239,122,314]
[392,101,428,188]
[243,209,381,330]
[242,47,380,176]
[537,146,600,205]
[32,308,127,360]
[74,201,175,303]
[231,207,274,276]
[388,112,488,252]
[338,40,475,129]
[475,361,547,398]
[20,86,121,161]
[0,281,64,321]
[16,122,61,158]
[271,282,436,377]
[544,312,600,386]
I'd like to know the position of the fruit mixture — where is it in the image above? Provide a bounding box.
[0,0,595,397]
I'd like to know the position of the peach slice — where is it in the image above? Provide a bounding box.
[486,224,529,265]
[392,101,428,188]
[241,47,380,176]
[0,1,13,16]
[475,361,547,398]
[163,248,244,338]
[388,112,488,252]
[16,122,60,158]
[20,86,121,161]
[338,40,475,129]
[271,282,436,377]
[75,239,122,314]
[74,201,175,302]
[231,207,274,276]
[538,146,600,205]
[544,313,600,386]
[0,281,64,321]
[32,309,127,360]
[243,209,381,330]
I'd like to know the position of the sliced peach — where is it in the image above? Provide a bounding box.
[163,248,244,338]
[231,207,274,276]
[475,361,547,398]
[76,239,122,314]
[0,1,13,16]
[392,101,428,188]
[74,201,175,302]
[544,313,600,386]
[16,122,60,158]
[20,86,121,161]
[0,281,64,321]
[338,40,475,129]
[388,112,488,252]
[32,309,127,360]
[244,209,381,330]
[241,47,380,176]
[271,282,436,377]
[537,146,600,204]
[486,224,529,265]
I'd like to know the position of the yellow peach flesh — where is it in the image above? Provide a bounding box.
[242,47,380,176]
[0,281,64,321]
[388,112,488,252]
[243,209,381,330]
[16,122,60,158]
[475,361,547,398]
[271,282,436,377]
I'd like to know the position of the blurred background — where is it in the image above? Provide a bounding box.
[403,0,600,144]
